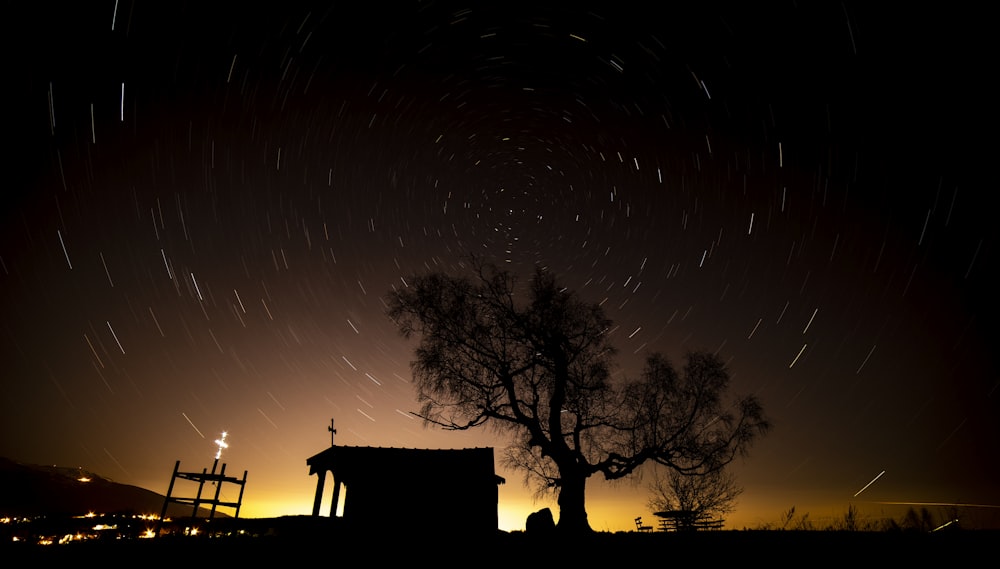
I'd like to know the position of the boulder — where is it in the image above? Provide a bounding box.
[525,507,555,534]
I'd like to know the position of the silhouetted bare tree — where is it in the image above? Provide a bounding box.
[386,262,770,533]
[901,506,940,532]
[647,467,743,529]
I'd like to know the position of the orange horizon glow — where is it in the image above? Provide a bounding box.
[125,425,1000,535]
[230,486,1000,533]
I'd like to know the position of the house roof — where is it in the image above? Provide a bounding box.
[307,446,504,485]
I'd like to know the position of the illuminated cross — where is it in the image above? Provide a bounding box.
[214,431,229,460]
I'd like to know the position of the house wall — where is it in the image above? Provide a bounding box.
[340,467,497,534]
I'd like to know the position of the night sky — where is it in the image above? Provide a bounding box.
[3,2,997,531]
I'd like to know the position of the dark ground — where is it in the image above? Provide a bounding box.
[7,523,996,564]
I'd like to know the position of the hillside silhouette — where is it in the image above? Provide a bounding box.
[0,457,225,519]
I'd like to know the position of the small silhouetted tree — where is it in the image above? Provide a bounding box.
[781,506,797,529]
[647,467,742,529]
[386,262,771,533]
[835,504,862,531]
[778,505,813,530]
[901,506,938,532]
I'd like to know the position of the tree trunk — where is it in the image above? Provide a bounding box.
[556,471,592,533]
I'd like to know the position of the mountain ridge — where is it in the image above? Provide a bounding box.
[0,456,230,518]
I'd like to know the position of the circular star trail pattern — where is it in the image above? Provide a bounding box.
[3,2,996,530]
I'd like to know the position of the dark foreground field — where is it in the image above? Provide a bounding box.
[8,520,997,564]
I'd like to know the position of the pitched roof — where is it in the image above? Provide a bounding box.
[307,446,503,485]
